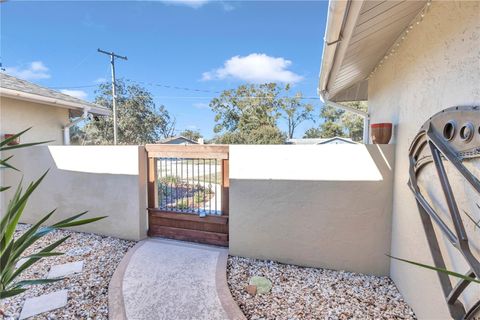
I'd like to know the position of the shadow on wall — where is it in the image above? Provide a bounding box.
[2,146,147,241]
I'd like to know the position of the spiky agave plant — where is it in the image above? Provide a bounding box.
[0,128,106,300]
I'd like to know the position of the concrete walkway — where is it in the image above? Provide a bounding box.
[109,239,245,320]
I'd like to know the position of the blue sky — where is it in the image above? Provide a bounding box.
[1,0,328,139]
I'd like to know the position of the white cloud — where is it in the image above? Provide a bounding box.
[60,89,88,100]
[193,102,210,109]
[5,61,51,80]
[160,0,210,8]
[202,53,303,84]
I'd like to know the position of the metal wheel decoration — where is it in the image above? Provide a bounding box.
[408,106,480,319]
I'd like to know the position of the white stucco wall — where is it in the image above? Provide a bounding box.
[368,1,480,318]
[0,97,69,145]
[229,144,395,276]
[2,146,148,241]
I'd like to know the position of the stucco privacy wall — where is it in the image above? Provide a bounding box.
[229,144,395,276]
[2,146,147,241]
[0,97,69,144]
[368,1,480,318]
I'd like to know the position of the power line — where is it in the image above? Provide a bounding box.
[48,78,320,101]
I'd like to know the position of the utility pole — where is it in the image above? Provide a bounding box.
[97,48,127,145]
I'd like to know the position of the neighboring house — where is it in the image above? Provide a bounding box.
[157,135,199,145]
[319,1,479,319]
[287,137,356,145]
[0,73,110,145]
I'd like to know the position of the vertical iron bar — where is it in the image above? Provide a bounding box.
[175,157,178,210]
[170,158,173,211]
[215,159,217,215]
[209,160,212,215]
[159,158,162,209]
[186,158,189,211]
[192,159,195,213]
[197,159,200,215]
[203,159,206,215]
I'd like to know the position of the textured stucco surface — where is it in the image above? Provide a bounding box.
[368,1,480,318]
[229,144,395,276]
[2,146,147,240]
[0,97,69,144]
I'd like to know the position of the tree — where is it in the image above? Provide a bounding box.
[210,83,285,144]
[84,80,176,145]
[303,101,367,141]
[179,129,202,142]
[280,84,315,139]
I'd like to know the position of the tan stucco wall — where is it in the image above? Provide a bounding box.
[2,146,147,241]
[0,97,69,145]
[229,144,395,276]
[368,1,480,318]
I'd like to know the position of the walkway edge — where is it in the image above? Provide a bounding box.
[108,240,145,320]
[216,252,247,320]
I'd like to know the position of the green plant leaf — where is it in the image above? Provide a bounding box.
[0,155,19,171]
[11,278,63,289]
[52,216,107,228]
[0,186,11,192]
[0,127,32,148]
[388,255,480,284]
[50,211,89,227]
[4,236,70,285]
[0,288,26,299]
[0,141,53,152]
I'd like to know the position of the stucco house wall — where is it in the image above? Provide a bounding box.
[0,97,70,145]
[2,146,148,241]
[229,144,395,276]
[368,1,480,318]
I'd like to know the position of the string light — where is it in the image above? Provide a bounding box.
[367,0,432,80]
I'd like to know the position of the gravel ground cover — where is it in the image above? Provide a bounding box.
[1,224,135,319]
[227,256,416,320]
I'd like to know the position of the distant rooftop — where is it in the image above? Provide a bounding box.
[157,136,199,145]
[287,137,357,145]
[0,72,110,116]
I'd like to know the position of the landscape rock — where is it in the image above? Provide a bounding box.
[249,276,272,294]
[245,284,257,296]
[0,224,135,320]
[227,255,416,320]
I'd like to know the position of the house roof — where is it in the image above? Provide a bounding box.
[286,137,357,145]
[0,72,110,116]
[157,136,198,144]
[318,0,428,102]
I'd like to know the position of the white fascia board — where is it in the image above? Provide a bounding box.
[0,87,110,116]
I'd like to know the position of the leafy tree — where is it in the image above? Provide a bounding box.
[210,83,285,144]
[303,101,367,141]
[179,129,202,142]
[84,80,175,145]
[280,84,315,139]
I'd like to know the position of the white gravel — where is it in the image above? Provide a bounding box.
[1,224,135,319]
[227,256,416,320]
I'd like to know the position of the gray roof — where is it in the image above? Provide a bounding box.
[0,72,110,115]
[157,136,199,144]
[286,137,357,145]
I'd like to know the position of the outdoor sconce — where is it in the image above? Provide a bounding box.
[4,134,20,146]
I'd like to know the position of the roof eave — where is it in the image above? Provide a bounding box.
[0,87,110,116]
[318,0,365,102]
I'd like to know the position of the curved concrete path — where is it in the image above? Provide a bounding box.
[109,239,246,320]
